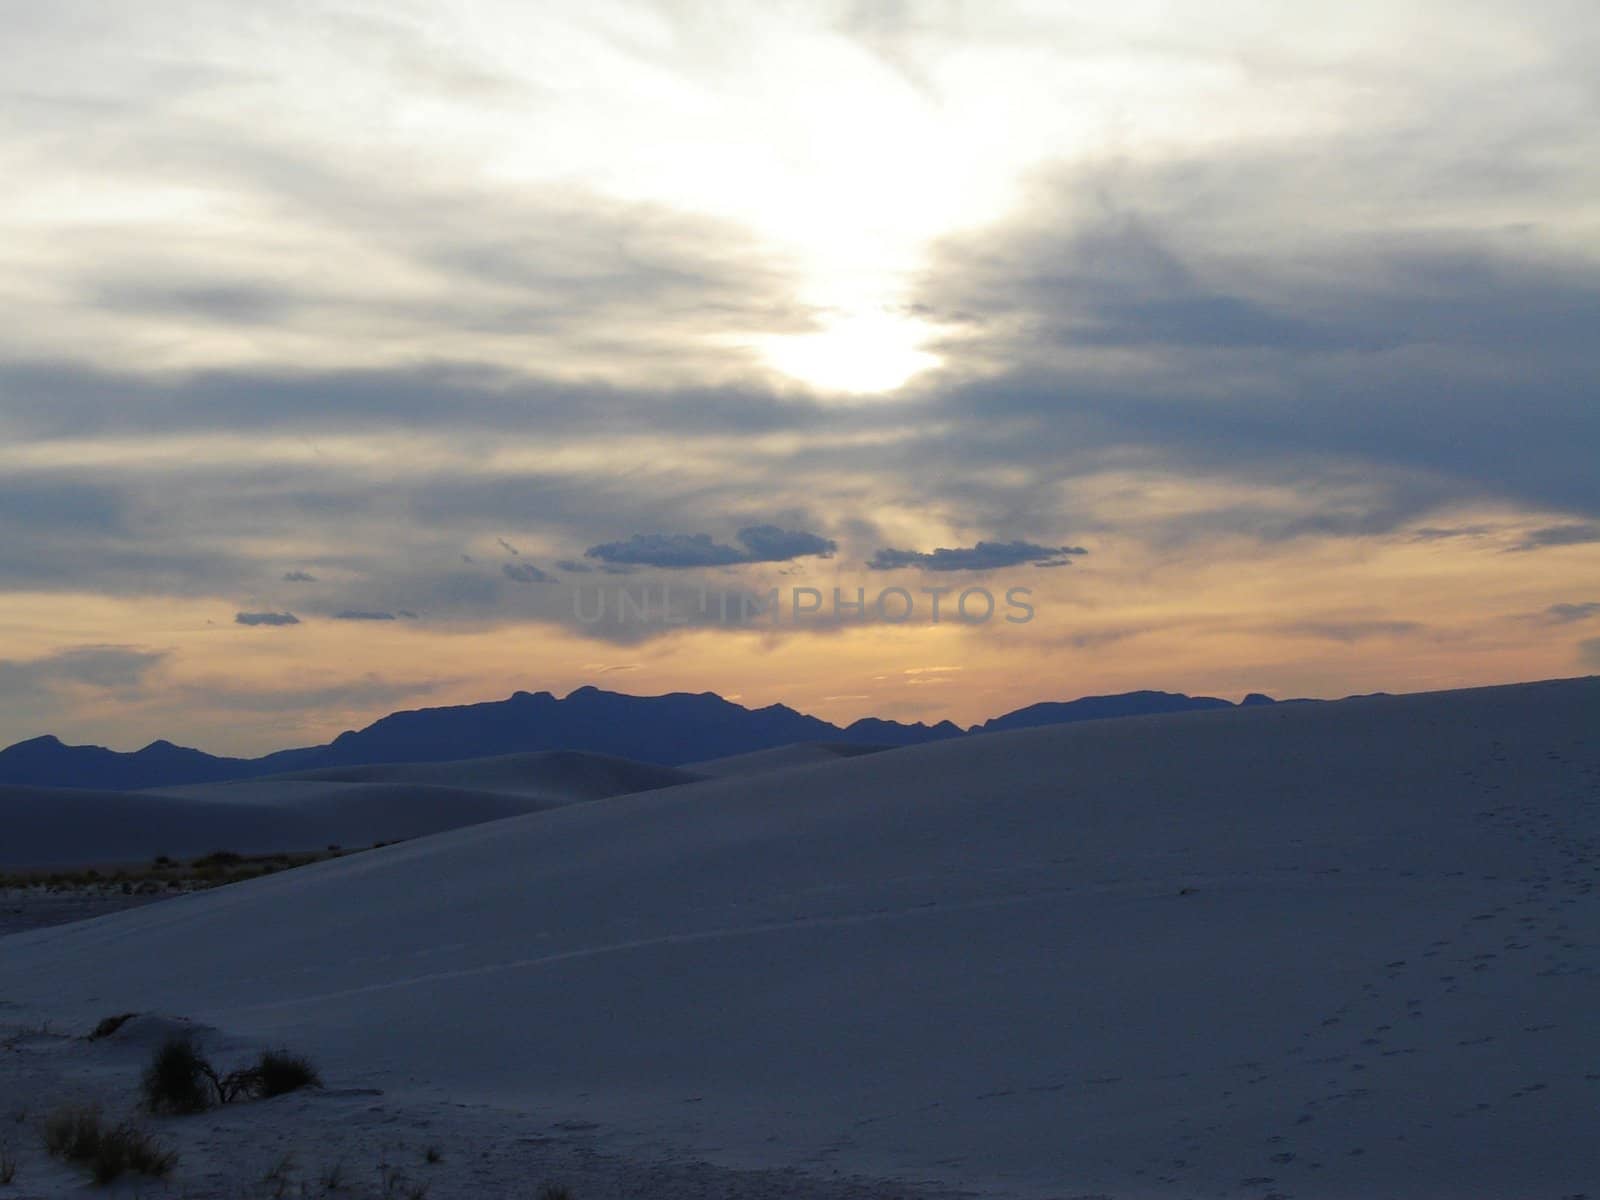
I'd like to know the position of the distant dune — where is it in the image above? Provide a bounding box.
[165,749,703,803]
[2,676,1596,1196]
[0,750,703,868]
[685,741,889,776]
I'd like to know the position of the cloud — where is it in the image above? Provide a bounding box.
[1278,620,1426,643]
[1582,638,1600,671]
[1411,526,1494,543]
[1547,602,1600,623]
[733,524,838,563]
[0,645,169,696]
[913,142,1600,527]
[234,611,300,626]
[585,526,837,569]
[282,570,318,582]
[502,562,553,584]
[333,610,397,621]
[586,533,746,569]
[866,540,1087,572]
[1511,524,1600,552]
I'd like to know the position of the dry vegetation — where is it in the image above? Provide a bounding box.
[0,844,395,893]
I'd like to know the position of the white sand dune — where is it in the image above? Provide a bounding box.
[685,741,889,777]
[0,781,553,868]
[2,676,1597,1197]
[1,751,703,868]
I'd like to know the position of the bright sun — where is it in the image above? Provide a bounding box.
[759,310,941,395]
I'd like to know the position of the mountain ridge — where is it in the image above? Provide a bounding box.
[0,685,1273,791]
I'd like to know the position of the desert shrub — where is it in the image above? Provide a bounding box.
[87,1012,137,1041]
[41,1106,176,1184]
[0,1143,15,1184]
[257,1050,321,1097]
[140,1037,320,1111]
[424,1144,442,1164]
[217,1049,322,1103]
[141,1036,217,1113]
[537,1185,574,1200]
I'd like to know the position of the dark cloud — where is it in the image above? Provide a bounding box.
[913,145,1600,526]
[282,570,318,582]
[234,611,300,626]
[1547,602,1600,623]
[1511,524,1600,552]
[867,540,1087,572]
[585,526,837,569]
[333,610,397,621]
[92,282,298,326]
[735,524,838,562]
[502,562,553,584]
[586,533,746,569]
[1277,620,1426,643]
[0,645,169,695]
[1411,526,1495,543]
[0,359,832,444]
[1582,638,1600,670]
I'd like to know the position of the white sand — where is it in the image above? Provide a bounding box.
[2,676,1596,1198]
[0,751,702,868]
[685,742,889,777]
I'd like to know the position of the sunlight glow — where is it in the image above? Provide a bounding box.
[757,310,941,394]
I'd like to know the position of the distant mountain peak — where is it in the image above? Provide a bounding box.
[0,685,1288,792]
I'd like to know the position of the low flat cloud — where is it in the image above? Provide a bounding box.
[1511,524,1600,552]
[585,526,837,569]
[282,570,317,582]
[502,562,553,584]
[1278,620,1426,643]
[867,540,1087,572]
[333,610,397,621]
[0,645,169,695]
[234,611,300,627]
[1547,602,1600,624]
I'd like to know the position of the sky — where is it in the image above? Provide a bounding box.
[2,0,1598,755]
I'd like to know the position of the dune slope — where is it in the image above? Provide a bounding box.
[2,677,1596,1197]
[2,750,702,867]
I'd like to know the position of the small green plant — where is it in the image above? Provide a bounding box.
[41,1106,176,1184]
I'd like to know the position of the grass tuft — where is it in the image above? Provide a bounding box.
[141,1036,217,1114]
[41,1106,176,1184]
